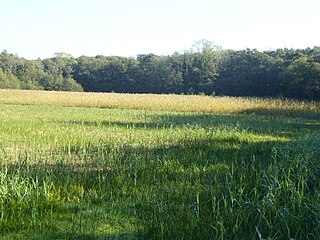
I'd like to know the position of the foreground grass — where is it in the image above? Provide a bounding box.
[0,91,320,239]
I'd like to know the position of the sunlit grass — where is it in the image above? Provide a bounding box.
[0,90,319,239]
[1,89,319,116]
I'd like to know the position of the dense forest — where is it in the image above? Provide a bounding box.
[1,41,320,100]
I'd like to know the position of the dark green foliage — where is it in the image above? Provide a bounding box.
[280,56,320,99]
[216,49,281,97]
[1,45,320,99]
[0,69,21,89]
[0,51,83,92]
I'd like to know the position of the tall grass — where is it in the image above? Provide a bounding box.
[0,91,319,239]
[1,89,319,116]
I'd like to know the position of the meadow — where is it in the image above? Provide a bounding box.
[0,90,320,239]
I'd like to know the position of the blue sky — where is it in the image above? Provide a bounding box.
[1,0,320,59]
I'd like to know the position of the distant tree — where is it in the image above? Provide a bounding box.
[1,46,320,99]
[61,76,83,92]
[40,73,83,92]
[16,60,46,90]
[0,69,21,89]
[53,52,73,59]
[136,54,162,93]
[280,56,320,99]
[0,50,17,73]
[181,40,222,94]
[216,49,280,96]
[72,56,108,92]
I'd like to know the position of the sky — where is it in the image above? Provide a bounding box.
[1,0,320,59]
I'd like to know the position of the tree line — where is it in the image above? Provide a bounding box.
[1,41,320,100]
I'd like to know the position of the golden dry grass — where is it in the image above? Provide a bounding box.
[0,89,319,116]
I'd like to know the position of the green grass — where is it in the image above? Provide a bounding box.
[0,95,319,239]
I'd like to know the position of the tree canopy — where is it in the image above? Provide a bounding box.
[1,44,320,100]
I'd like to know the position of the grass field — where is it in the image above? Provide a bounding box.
[0,90,320,239]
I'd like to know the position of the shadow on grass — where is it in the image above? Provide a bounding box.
[4,132,320,239]
[2,135,286,239]
[8,135,281,182]
[30,232,141,240]
[237,107,320,120]
[61,112,320,140]
[3,112,320,239]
